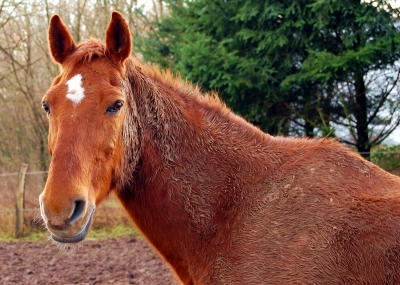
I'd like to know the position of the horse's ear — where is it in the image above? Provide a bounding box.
[48,15,76,64]
[105,11,132,64]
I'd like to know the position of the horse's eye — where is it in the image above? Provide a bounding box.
[42,102,50,115]
[106,100,124,114]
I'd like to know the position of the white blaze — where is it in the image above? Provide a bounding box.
[66,74,85,104]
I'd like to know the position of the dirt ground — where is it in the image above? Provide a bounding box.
[0,236,178,285]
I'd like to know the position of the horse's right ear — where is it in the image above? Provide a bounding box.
[48,15,76,64]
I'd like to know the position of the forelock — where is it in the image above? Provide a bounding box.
[61,38,107,72]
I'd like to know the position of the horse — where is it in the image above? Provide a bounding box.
[39,11,400,285]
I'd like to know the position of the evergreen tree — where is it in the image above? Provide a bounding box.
[136,0,295,133]
[136,0,400,159]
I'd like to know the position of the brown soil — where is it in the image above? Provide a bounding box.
[0,236,178,285]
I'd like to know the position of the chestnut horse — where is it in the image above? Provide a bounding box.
[39,12,400,284]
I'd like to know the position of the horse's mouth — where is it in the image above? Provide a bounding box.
[51,207,95,243]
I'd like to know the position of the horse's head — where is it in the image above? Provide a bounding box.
[39,12,132,243]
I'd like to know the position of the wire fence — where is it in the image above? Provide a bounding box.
[0,171,48,177]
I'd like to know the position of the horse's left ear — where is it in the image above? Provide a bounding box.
[105,11,132,64]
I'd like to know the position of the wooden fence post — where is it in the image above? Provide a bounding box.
[15,163,28,238]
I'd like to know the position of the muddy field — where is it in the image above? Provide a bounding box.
[0,236,178,285]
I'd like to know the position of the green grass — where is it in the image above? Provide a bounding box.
[0,230,47,242]
[0,224,141,243]
[86,224,141,241]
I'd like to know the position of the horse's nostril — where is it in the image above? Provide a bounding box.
[70,199,86,224]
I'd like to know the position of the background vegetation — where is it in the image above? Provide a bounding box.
[137,0,400,159]
[0,0,400,237]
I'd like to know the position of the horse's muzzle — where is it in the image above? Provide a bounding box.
[39,193,96,243]
[51,206,95,243]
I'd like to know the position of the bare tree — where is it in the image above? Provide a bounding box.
[0,1,50,171]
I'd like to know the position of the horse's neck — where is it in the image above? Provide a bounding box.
[122,60,274,198]
[116,64,275,278]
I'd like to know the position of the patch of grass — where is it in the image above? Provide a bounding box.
[0,224,141,243]
[86,224,141,241]
[0,230,48,242]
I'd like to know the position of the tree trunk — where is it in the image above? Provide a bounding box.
[304,120,314,138]
[354,72,370,160]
